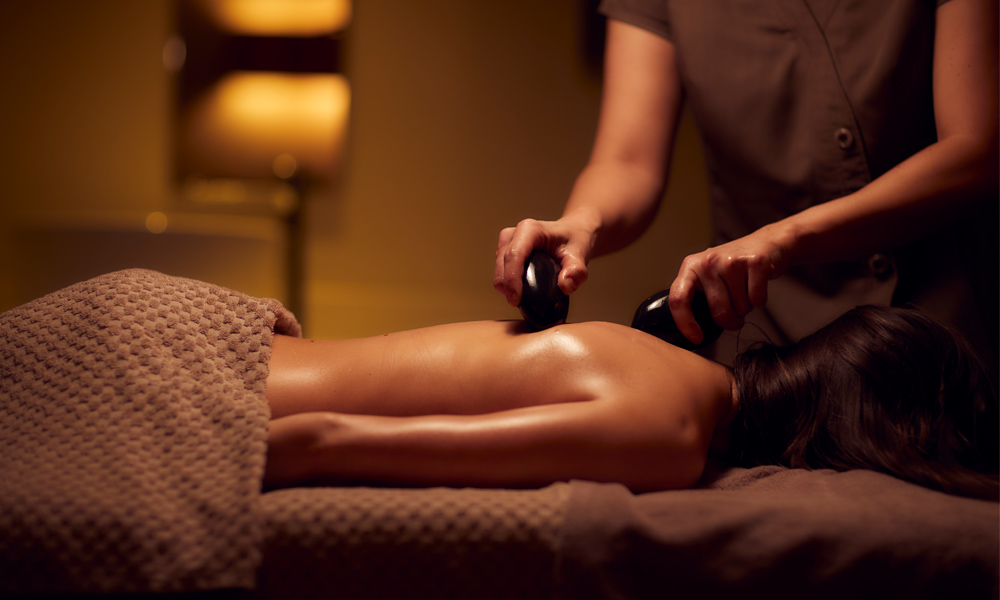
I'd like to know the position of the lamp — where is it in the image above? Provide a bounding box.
[179,71,349,182]
[171,0,350,323]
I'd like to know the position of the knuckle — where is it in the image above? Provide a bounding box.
[719,254,742,272]
[703,255,727,274]
[680,254,700,269]
[502,245,521,264]
[746,253,767,269]
[565,264,588,284]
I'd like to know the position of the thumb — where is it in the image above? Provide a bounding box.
[558,261,588,295]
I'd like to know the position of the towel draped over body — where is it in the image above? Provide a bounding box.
[0,269,300,594]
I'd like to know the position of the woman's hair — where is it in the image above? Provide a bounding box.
[732,305,999,500]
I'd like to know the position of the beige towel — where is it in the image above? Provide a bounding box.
[0,269,300,594]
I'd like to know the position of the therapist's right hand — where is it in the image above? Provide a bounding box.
[494,216,595,308]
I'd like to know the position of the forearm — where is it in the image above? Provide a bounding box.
[781,0,998,268]
[562,18,683,261]
[320,410,605,489]
[265,402,706,492]
[562,159,668,259]
[778,133,998,268]
[665,133,998,340]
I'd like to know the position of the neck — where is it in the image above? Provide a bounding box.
[708,368,739,459]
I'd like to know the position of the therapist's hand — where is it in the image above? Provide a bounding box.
[494,216,595,307]
[668,226,791,344]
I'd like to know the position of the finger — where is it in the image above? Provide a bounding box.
[497,220,543,306]
[719,266,753,318]
[668,270,703,345]
[493,228,517,295]
[493,255,512,300]
[496,227,515,254]
[698,268,743,331]
[554,241,590,295]
[557,260,588,295]
[494,230,515,296]
[746,264,769,308]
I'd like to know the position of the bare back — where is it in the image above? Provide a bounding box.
[264,321,736,491]
[267,320,729,421]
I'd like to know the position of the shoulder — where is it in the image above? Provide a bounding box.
[550,321,727,387]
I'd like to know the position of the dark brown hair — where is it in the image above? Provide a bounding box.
[732,305,999,500]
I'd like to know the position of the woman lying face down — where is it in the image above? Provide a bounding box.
[263,306,999,500]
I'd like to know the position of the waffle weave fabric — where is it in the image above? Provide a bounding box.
[0,269,300,594]
[257,484,569,599]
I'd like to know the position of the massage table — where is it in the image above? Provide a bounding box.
[1,270,996,599]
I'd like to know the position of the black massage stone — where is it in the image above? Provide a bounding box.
[519,250,570,331]
[630,289,723,351]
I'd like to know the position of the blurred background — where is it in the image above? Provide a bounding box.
[0,0,710,339]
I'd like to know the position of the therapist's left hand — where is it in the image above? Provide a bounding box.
[668,227,790,344]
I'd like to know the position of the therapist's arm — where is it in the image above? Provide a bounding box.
[668,0,999,342]
[494,19,684,306]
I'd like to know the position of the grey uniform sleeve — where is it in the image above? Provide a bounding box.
[598,0,672,40]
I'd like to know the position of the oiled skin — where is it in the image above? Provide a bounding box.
[264,320,735,492]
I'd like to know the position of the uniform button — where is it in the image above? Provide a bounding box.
[834,127,855,150]
[868,253,893,280]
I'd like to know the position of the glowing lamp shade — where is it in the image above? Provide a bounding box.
[189,0,351,36]
[178,72,350,182]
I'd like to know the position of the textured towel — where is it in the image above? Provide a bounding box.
[0,269,300,594]
[257,484,570,600]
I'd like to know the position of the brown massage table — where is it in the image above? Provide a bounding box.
[1,270,996,599]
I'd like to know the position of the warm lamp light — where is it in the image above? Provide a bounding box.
[178,72,350,181]
[172,0,351,325]
[189,0,351,37]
